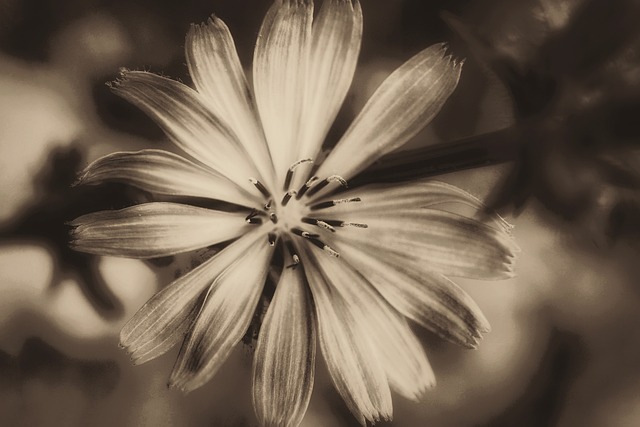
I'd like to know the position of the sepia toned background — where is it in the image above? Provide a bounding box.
[1,0,639,425]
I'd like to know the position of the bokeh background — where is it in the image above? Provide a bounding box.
[1,0,639,426]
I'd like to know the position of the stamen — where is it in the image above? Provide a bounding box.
[264,199,272,210]
[300,217,335,232]
[316,220,336,232]
[302,217,342,227]
[342,222,369,228]
[245,209,263,225]
[269,212,278,224]
[281,190,297,207]
[249,178,271,199]
[309,197,361,211]
[334,196,361,204]
[302,217,368,229]
[291,227,319,239]
[307,237,340,258]
[322,245,340,257]
[296,176,319,200]
[305,175,348,198]
[284,158,313,191]
[284,239,301,269]
[268,233,277,246]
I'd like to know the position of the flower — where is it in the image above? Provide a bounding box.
[70,0,518,425]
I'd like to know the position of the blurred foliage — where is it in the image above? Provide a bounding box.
[359,0,640,245]
[0,145,150,316]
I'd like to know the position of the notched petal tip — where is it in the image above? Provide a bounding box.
[166,378,184,391]
[479,320,492,334]
[166,373,199,393]
[106,67,134,91]
[118,339,150,367]
[70,170,88,187]
[190,13,223,30]
[445,54,466,70]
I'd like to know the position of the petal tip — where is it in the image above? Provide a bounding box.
[70,172,85,187]
[108,67,132,91]
[479,321,492,334]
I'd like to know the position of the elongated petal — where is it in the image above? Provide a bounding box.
[315,179,487,211]
[298,243,391,425]
[293,0,363,187]
[253,0,313,184]
[316,44,462,183]
[252,265,316,427]
[70,202,251,258]
[321,208,517,279]
[334,238,490,348]
[120,231,263,364]
[186,17,275,186]
[111,70,258,192]
[77,149,259,207]
[310,246,434,401]
[310,179,514,232]
[169,239,274,392]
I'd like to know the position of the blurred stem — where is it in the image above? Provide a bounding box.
[349,127,521,186]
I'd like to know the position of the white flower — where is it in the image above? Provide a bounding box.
[70,0,518,425]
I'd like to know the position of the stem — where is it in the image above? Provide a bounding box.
[349,127,521,186]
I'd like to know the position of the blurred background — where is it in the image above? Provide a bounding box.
[1,0,639,425]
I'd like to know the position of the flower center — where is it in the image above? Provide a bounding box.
[246,160,367,261]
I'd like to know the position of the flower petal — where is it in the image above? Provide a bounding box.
[334,238,490,348]
[293,0,363,187]
[252,265,316,427]
[253,0,313,184]
[70,202,251,258]
[110,70,258,193]
[322,207,517,279]
[168,237,274,392]
[299,242,392,425]
[186,16,275,186]
[316,44,462,183]
[120,231,263,364]
[309,245,434,401]
[310,179,515,233]
[77,149,259,207]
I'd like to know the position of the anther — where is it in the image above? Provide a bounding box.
[264,199,273,210]
[268,233,277,246]
[306,175,348,198]
[316,220,336,232]
[296,176,319,200]
[335,196,361,204]
[269,212,278,224]
[284,239,301,269]
[284,158,313,191]
[322,245,340,257]
[285,253,301,269]
[300,217,335,232]
[307,237,340,257]
[343,222,369,228]
[291,228,319,239]
[249,178,271,199]
[309,197,361,211]
[281,190,296,207]
[245,209,263,225]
